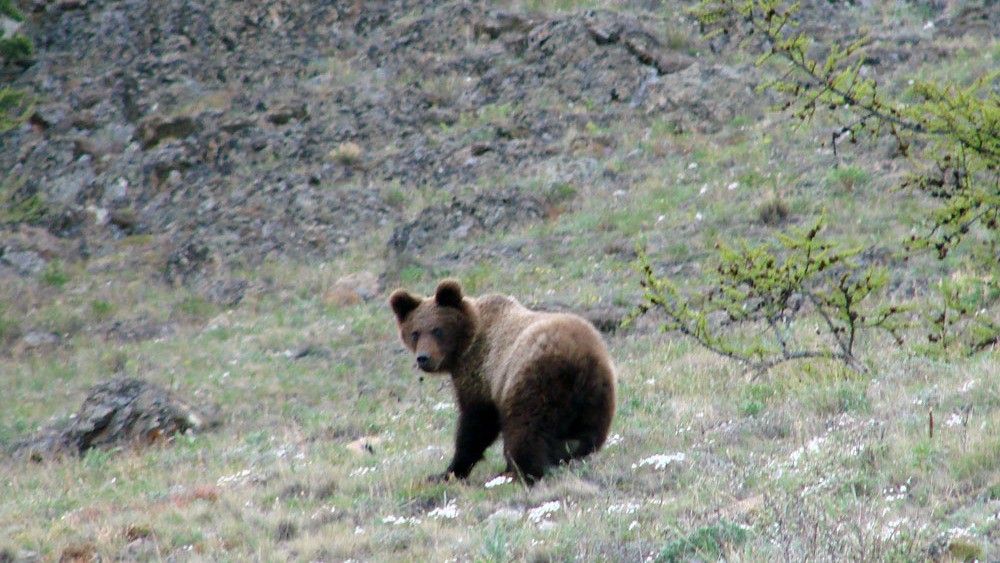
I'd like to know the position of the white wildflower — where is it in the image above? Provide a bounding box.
[527,501,561,524]
[428,501,460,520]
[607,502,641,515]
[217,468,254,487]
[383,515,420,526]
[633,453,686,470]
[485,475,513,488]
[350,466,377,477]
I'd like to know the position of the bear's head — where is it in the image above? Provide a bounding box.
[389,279,479,374]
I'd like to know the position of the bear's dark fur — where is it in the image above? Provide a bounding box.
[389,279,616,483]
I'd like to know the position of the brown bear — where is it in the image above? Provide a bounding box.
[389,279,616,484]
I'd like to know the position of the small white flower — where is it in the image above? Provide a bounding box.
[428,501,460,520]
[485,475,513,488]
[527,501,561,524]
[607,502,640,515]
[349,466,377,477]
[695,212,703,221]
[945,412,963,427]
[634,453,686,470]
[383,515,420,526]
[727,181,739,191]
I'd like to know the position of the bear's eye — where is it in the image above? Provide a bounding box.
[411,331,419,343]
[430,327,444,339]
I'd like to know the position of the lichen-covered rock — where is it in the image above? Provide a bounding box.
[13,377,217,459]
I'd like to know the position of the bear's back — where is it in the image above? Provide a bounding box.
[471,295,612,404]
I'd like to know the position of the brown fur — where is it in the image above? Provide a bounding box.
[389,279,617,483]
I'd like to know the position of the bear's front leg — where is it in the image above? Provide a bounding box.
[435,402,500,481]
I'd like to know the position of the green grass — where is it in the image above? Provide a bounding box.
[1,261,996,558]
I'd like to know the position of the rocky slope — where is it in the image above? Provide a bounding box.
[1,0,992,285]
[0,1,748,279]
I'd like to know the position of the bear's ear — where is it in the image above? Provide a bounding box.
[434,279,464,309]
[389,290,422,322]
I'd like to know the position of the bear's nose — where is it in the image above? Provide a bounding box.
[416,354,431,369]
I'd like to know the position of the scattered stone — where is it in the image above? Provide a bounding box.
[0,249,46,275]
[138,115,199,149]
[120,538,158,561]
[292,344,331,360]
[18,331,60,351]
[487,506,523,523]
[108,208,141,234]
[99,319,177,343]
[531,302,626,334]
[266,102,308,125]
[204,278,248,307]
[327,141,363,165]
[346,436,381,455]
[30,102,72,132]
[49,157,96,205]
[324,272,380,307]
[163,242,213,286]
[275,521,298,542]
[580,307,626,334]
[58,543,97,563]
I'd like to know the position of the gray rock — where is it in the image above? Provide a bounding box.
[49,156,96,205]
[13,376,218,459]
[0,250,47,274]
[20,331,60,349]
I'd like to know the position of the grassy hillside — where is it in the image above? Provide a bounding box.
[1,0,998,561]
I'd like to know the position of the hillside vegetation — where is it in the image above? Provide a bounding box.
[1,0,998,560]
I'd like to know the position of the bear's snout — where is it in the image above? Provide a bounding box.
[416,353,432,371]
